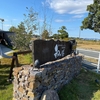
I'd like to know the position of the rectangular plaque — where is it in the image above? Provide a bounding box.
[32,39,76,66]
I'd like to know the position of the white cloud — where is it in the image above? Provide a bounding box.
[38,18,44,22]
[73,14,84,18]
[55,18,78,23]
[4,24,12,27]
[55,19,64,22]
[12,19,17,21]
[46,0,93,14]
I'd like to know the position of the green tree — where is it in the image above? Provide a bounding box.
[9,26,17,47]
[9,7,38,50]
[58,26,68,39]
[16,22,31,50]
[9,22,32,50]
[52,34,59,39]
[41,29,49,39]
[81,0,100,33]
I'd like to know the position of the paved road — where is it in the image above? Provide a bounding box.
[82,63,96,70]
[0,44,14,59]
[77,48,100,59]
[77,48,100,72]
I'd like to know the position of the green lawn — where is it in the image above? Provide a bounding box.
[0,54,100,100]
[0,65,13,100]
[58,69,100,100]
[0,54,32,100]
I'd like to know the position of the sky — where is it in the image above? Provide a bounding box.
[0,0,100,39]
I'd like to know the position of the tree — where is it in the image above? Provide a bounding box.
[9,26,17,47]
[9,22,32,50]
[58,26,68,39]
[24,7,38,33]
[9,7,38,50]
[81,0,100,33]
[41,29,49,39]
[16,22,31,50]
[52,34,59,39]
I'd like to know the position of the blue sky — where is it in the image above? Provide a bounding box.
[0,0,100,39]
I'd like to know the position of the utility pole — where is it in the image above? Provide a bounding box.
[0,18,4,30]
[79,28,81,39]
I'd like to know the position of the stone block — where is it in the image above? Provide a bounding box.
[40,89,59,100]
[27,92,35,98]
[18,86,24,93]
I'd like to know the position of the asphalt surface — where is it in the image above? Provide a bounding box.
[0,44,13,59]
[77,48,100,72]
[82,63,97,70]
[77,48,100,59]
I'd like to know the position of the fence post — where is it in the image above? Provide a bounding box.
[97,52,100,73]
[8,53,18,80]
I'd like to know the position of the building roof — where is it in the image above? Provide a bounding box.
[0,30,15,35]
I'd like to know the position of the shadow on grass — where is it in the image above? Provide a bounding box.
[0,63,29,90]
[0,64,13,90]
[58,68,100,100]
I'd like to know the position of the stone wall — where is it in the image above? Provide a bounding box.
[13,55,82,100]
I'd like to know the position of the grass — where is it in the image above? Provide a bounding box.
[0,54,32,100]
[0,65,13,100]
[58,69,100,100]
[63,38,100,51]
[76,39,100,51]
[83,57,98,64]
[0,53,33,65]
[77,44,100,51]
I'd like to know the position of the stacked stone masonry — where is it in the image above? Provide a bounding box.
[13,55,82,100]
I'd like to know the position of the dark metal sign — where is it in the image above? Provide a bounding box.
[32,39,76,66]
